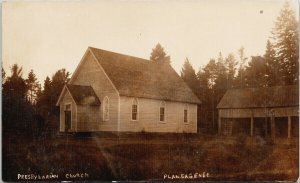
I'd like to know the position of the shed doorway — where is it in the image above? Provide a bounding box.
[275,117,288,138]
[253,118,266,137]
[231,118,251,136]
[291,116,299,137]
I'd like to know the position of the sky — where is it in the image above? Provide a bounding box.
[2,0,299,84]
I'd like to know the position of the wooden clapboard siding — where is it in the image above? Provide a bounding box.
[76,105,100,131]
[70,50,120,132]
[119,96,197,133]
[59,90,77,132]
[57,47,200,133]
[219,107,299,118]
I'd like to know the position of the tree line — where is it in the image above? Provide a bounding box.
[180,2,298,133]
[2,65,70,135]
[150,3,298,133]
[2,2,298,135]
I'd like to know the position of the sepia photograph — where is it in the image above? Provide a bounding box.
[2,0,299,181]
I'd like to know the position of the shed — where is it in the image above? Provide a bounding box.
[217,85,299,138]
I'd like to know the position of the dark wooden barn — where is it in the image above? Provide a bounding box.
[217,85,299,138]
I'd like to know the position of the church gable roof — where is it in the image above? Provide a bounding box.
[66,84,101,106]
[89,47,201,104]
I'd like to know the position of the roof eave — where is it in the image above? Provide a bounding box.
[119,94,201,105]
[55,85,67,106]
[217,105,299,109]
[56,85,79,106]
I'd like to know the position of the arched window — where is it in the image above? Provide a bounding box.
[131,98,138,121]
[160,101,166,122]
[184,104,188,123]
[103,96,109,121]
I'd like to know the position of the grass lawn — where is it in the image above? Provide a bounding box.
[2,132,298,181]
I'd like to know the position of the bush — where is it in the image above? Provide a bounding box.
[235,133,248,146]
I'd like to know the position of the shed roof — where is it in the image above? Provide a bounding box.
[66,84,100,106]
[89,47,201,104]
[217,85,299,109]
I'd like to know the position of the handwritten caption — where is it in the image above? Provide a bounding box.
[17,172,89,180]
[164,172,210,180]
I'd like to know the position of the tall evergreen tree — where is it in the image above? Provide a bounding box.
[51,69,70,103]
[3,64,27,100]
[197,67,212,133]
[238,47,248,69]
[272,2,299,85]
[180,58,199,94]
[199,59,218,133]
[197,67,210,97]
[235,47,248,88]
[216,52,227,78]
[150,43,171,64]
[36,69,70,118]
[44,76,51,93]
[244,56,268,88]
[224,53,238,89]
[197,53,239,134]
[214,54,228,99]
[36,76,52,118]
[264,40,278,86]
[3,64,35,131]
[26,70,40,104]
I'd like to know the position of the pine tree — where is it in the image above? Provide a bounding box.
[238,47,247,69]
[196,67,212,133]
[150,43,171,64]
[235,47,248,88]
[26,70,40,104]
[203,59,218,89]
[51,69,70,105]
[264,40,278,86]
[2,64,35,130]
[244,56,268,87]
[199,58,228,134]
[44,76,51,93]
[224,53,238,89]
[180,58,198,95]
[36,76,52,118]
[4,64,27,100]
[215,54,228,98]
[272,2,299,85]
[36,69,70,118]
[197,67,209,96]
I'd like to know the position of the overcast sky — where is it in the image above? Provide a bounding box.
[3,0,299,84]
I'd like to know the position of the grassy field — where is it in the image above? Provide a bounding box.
[2,132,299,181]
